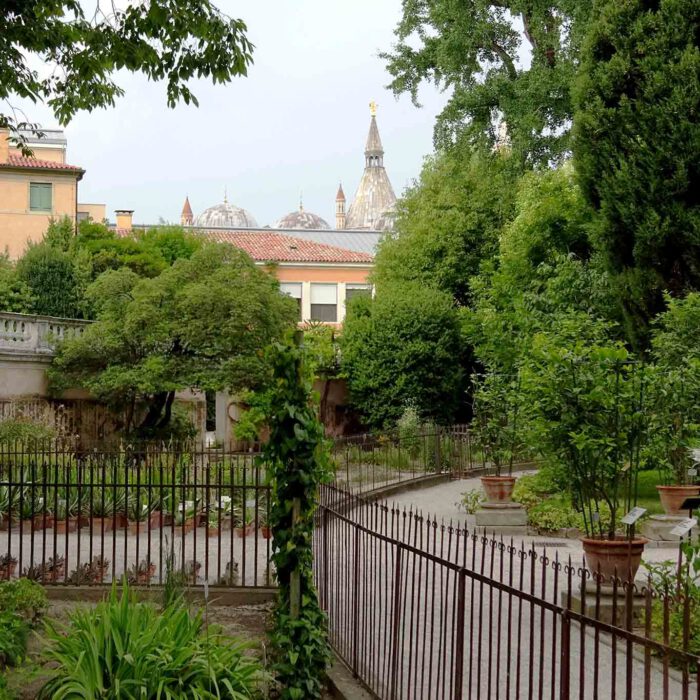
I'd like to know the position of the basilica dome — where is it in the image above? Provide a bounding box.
[193,199,258,228]
[274,206,330,230]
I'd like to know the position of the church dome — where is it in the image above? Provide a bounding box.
[274,207,330,230]
[193,199,258,228]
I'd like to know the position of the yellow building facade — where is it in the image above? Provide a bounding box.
[0,129,105,258]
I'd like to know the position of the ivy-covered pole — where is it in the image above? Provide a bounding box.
[265,331,332,699]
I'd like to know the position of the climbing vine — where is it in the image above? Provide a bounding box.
[264,332,332,699]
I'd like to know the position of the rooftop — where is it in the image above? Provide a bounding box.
[0,155,83,173]
[201,230,373,264]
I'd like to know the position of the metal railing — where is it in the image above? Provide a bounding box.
[314,484,700,700]
[0,441,271,587]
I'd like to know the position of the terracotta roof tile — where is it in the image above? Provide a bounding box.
[0,155,84,172]
[203,230,373,264]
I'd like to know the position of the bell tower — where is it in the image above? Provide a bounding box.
[181,196,193,226]
[335,183,346,230]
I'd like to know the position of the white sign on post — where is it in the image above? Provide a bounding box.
[688,467,698,477]
[620,507,647,525]
[670,518,698,537]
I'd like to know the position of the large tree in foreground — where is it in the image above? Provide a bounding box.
[382,0,592,163]
[1,1,253,150]
[573,0,700,349]
[49,243,297,437]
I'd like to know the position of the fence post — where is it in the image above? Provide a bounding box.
[434,427,442,473]
[454,569,467,697]
[322,506,329,610]
[352,526,361,674]
[389,546,403,700]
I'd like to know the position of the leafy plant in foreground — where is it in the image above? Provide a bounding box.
[39,581,264,699]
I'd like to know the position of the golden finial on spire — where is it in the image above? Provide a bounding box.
[369,100,377,117]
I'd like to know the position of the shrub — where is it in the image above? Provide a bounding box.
[39,582,264,699]
[0,611,29,668]
[0,420,55,444]
[457,489,484,515]
[0,579,48,624]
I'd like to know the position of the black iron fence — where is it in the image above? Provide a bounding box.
[0,441,272,587]
[314,484,700,700]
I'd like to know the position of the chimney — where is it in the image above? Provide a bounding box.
[0,130,9,164]
[115,209,134,232]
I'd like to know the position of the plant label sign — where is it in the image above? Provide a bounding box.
[688,468,698,477]
[621,507,646,525]
[670,518,698,537]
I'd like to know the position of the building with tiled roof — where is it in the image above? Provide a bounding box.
[0,128,105,258]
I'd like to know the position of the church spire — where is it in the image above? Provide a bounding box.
[335,182,346,230]
[365,100,384,168]
[181,195,193,226]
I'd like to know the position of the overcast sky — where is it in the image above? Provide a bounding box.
[20,1,447,227]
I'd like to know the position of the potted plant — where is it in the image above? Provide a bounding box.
[258,507,271,539]
[82,492,115,532]
[644,366,700,514]
[175,500,199,534]
[206,511,221,537]
[234,507,255,537]
[127,494,154,536]
[472,372,523,503]
[149,492,172,529]
[53,495,79,534]
[24,556,65,583]
[127,557,156,585]
[522,343,649,583]
[68,556,110,584]
[0,554,17,579]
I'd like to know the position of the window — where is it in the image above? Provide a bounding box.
[345,283,372,304]
[310,283,337,322]
[29,183,52,212]
[280,282,302,320]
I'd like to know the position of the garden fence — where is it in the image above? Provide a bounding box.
[0,440,271,588]
[314,483,700,700]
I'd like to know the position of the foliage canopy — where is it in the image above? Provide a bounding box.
[1,0,253,150]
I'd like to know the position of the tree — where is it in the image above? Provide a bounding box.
[573,0,700,348]
[382,0,591,163]
[340,284,466,429]
[0,255,34,313]
[373,142,519,306]
[466,167,617,373]
[49,243,298,436]
[16,242,82,318]
[1,1,253,150]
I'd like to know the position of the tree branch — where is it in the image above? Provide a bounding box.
[491,40,517,79]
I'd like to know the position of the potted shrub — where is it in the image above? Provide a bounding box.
[0,554,17,579]
[53,496,79,534]
[149,492,172,529]
[258,507,271,539]
[646,295,700,514]
[472,372,523,503]
[24,556,65,583]
[644,366,700,514]
[522,342,649,583]
[206,511,221,537]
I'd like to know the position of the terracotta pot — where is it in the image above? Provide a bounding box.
[260,526,272,540]
[135,565,156,584]
[0,562,17,579]
[234,523,255,537]
[128,520,150,536]
[177,518,196,534]
[656,485,700,515]
[54,518,78,534]
[207,526,220,538]
[481,476,517,503]
[581,536,648,584]
[113,514,129,529]
[149,511,171,528]
[88,516,113,533]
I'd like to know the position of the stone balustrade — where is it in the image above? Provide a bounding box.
[0,312,90,358]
